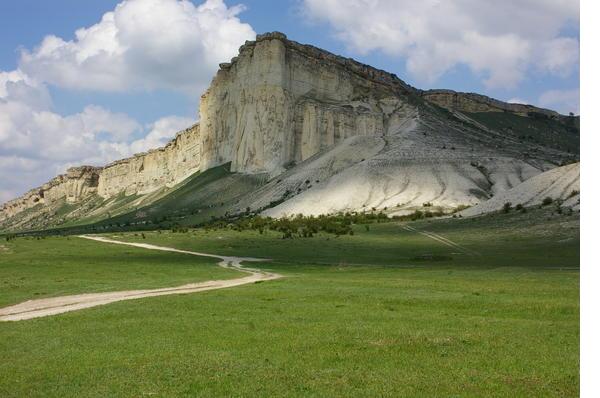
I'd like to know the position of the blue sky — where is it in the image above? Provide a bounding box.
[0,0,580,202]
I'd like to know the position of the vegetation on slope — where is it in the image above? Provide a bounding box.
[78,163,267,230]
[465,111,580,155]
[0,163,269,235]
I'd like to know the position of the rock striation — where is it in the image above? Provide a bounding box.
[460,162,580,217]
[97,123,202,198]
[421,89,577,123]
[0,32,579,229]
[0,166,100,221]
[2,32,420,222]
[199,31,416,175]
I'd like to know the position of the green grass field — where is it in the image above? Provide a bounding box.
[0,209,579,396]
[0,236,242,308]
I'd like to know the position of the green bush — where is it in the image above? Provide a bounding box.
[171,225,189,233]
[203,211,387,238]
[542,197,553,206]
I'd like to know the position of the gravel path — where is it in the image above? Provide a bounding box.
[0,235,281,322]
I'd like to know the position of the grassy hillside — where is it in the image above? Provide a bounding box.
[77,163,268,231]
[0,163,269,235]
[0,209,579,396]
[118,207,579,269]
[465,111,579,154]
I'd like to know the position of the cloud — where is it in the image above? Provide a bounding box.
[130,115,196,154]
[1,0,254,203]
[538,88,580,115]
[0,70,52,110]
[0,74,141,162]
[302,0,579,88]
[0,155,50,204]
[0,70,196,203]
[507,98,529,105]
[19,0,255,95]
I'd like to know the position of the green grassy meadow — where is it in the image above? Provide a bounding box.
[0,236,242,308]
[0,209,579,396]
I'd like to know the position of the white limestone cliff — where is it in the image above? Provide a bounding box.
[0,32,578,227]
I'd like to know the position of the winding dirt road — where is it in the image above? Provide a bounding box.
[0,235,281,322]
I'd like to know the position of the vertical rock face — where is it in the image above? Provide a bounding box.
[93,32,415,198]
[198,32,414,176]
[0,166,100,221]
[97,124,202,198]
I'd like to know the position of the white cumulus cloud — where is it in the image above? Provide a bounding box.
[0,71,196,203]
[130,115,196,154]
[19,0,255,94]
[507,98,529,105]
[0,74,141,162]
[1,0,251,203]
[302,0,579,88]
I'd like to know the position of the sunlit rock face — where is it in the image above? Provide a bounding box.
[198,32,414,176]
[460,162,580,217]
[98,32,417,197]
[0,166,100,221]
[97,124,202,198]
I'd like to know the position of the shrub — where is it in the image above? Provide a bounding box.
[502,202,512,213]
[171,225,189,233]
[202,210,390,238]
[542,197,553,206]
[515,204,523,211]
[411,210,424,220]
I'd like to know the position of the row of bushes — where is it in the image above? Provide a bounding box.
[502,191,579,214]
[203,212,392,238]
[201,208,452,239]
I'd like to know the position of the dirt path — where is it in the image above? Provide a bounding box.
[0,236,281,322]
[402,225,480,255]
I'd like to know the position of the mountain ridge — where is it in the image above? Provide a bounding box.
[0,32,579,232]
